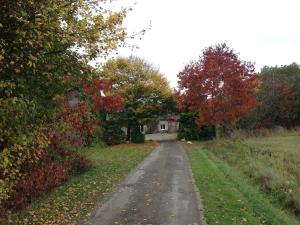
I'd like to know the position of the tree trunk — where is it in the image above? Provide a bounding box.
[126,125,131,141]
[215,122,221,140]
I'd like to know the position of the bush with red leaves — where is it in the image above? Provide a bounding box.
[1,149,91,214]
[58,101,96,147]
[55,78,123,148]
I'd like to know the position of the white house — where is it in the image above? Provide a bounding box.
[140,114,179,134]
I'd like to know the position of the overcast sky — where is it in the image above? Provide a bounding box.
[114,0,300,87]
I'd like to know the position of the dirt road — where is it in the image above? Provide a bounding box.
[84,140,205,225]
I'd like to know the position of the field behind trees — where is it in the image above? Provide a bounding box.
[185,129,300,224]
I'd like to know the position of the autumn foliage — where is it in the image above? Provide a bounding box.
[177,43,259,136]
[101,56,173,141]
[260,77,295,127]
[56,78,123,147]
[81,78,123,113]
[3,148,91,213]
[0,77,123,216]
[57,102,96,147]
[0,0,129,210]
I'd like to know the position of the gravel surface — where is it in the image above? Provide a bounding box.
[84,140,205,225]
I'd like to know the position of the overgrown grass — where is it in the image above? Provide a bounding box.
[185,144,300,225]
[8,142,155,225]
[200,131,300,218]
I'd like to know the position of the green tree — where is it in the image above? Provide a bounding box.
[101,56,173,140]
[238,63,300,129]
[260,63,300,125]
[177,111,215,141]
[0,0,128,202]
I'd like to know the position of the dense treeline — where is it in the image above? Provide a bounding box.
[238,63,300,130]
[177,44,300,140]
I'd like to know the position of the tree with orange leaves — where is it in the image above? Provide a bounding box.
[177,43,259,138]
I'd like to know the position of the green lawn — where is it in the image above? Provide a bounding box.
[10,142,155,225]
[185,142,300,225]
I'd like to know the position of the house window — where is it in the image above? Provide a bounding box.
[140,125,144,133]
[160,124,166,130]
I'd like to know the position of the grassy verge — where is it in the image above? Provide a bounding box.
[9,142,155,225]
[200,131,300,217]
[185,143,300,225]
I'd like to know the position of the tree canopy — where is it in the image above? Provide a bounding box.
[101,56,173,139]
[177,43,259,138]
[238,63,300,129]
[0,0,129,203]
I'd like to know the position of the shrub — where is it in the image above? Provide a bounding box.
[286,189,300,216]
[4,159,70,212]
[0,148,91,216]
[58,102,97,147]
[68,152,92,175]
[178,111,215,140]
[131,126,145,143]
[92,125,104,145]
[103,122,125,145]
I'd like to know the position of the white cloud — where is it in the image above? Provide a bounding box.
[107,0,300,87]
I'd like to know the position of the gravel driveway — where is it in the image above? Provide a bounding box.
[145,133,177,141]
[84,140,206,225]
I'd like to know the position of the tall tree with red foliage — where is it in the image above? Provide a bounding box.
[177,43,259,138]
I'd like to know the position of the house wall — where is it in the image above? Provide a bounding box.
[121,125,148,135]
[121,119,179,135]
[141,125,148,134]
[168,121,179,133]
[158,120,168,132]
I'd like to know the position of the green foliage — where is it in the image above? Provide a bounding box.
[101,56,173,140]
[239,63,300,129]
[92,126,104,146]
[130,126,145,143]
[103,122,126,145]
[0,0,128,203]
[177,111,215,140]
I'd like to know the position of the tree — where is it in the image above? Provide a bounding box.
[177,43,259,138]
[56,78,123,147]
[177,111,215,141]
[101,56,173,140]
[102,121,126,145]
[238,63,300,129]
[258,75,295,128]
[259,63,300,126]
[0,0,128,203]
